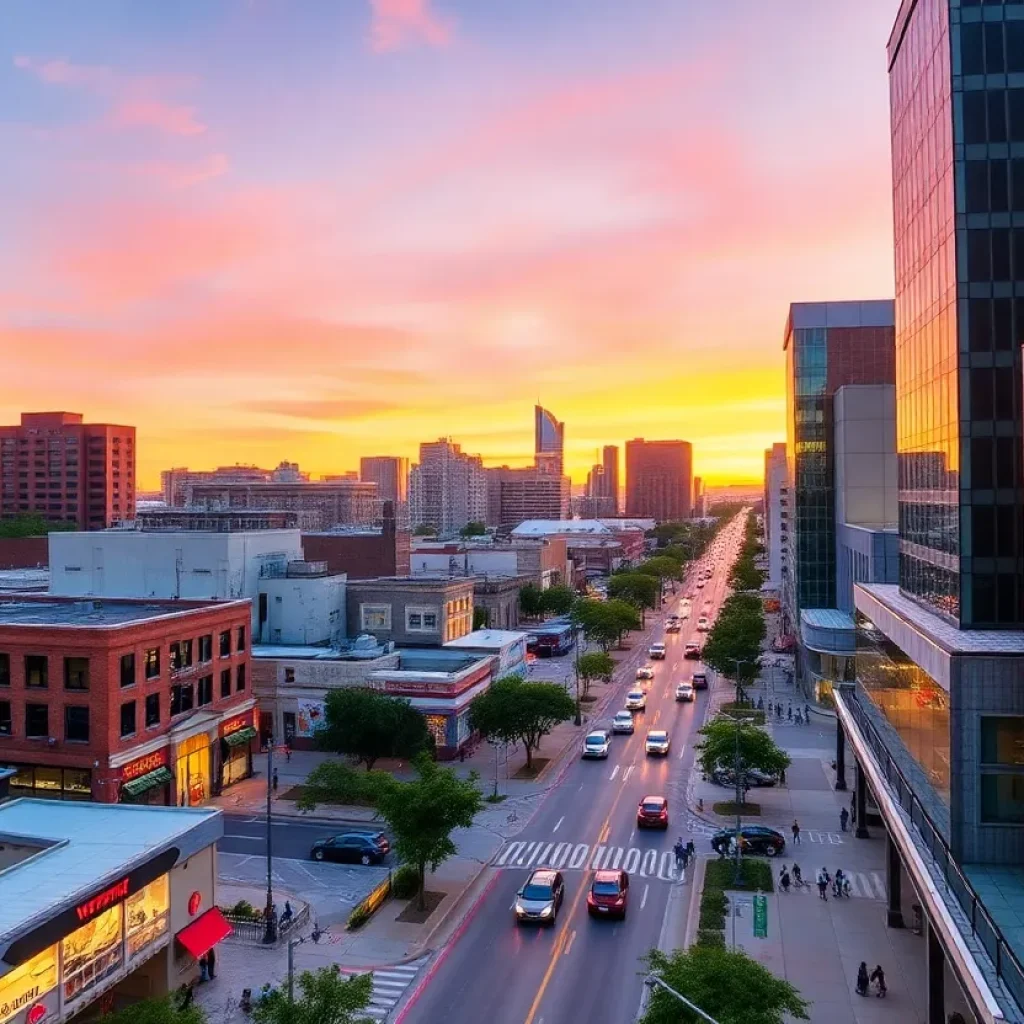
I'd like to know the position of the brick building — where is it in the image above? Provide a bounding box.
[0,412,136,530]
[0,596,255,806]
[0,535,48,569]
[625,438,693,522]
[302,502,411,578]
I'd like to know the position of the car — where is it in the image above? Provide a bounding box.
[645,730,670,756]
[680,607,691,620]
[636,665,655,680]
[696,580,705,589]
[648,642,666,660]
[684,642,701,659]
[665,620,681,633]
[612,710,635,734]
[587,869,629,919]
[711,766,778,788]
[515,869,565,925]
[637,795,669,829]
[691,671,708,689]
[697,616,710,632]
[710,825,786,857]
[310,831,390,865]
[625,689,647,711]
[675,681,695,702]
[582,730,611,759]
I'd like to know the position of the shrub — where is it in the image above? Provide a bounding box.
[346,905,370,930]
[227,899,258,919]
[695,929,726,948]
[698,886,728,930]
[705,858,774,892]
[391,864,421,900]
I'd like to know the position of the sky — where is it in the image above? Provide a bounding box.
[0,0,900,489]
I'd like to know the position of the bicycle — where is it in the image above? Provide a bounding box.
[507,810,518,824]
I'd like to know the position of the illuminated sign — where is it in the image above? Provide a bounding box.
[27,1005,48,1024]
[121,750,168,782]
[0,947,57,1024]
[219,713,250,737]
[188,892,202,917]
[76,878,129,924]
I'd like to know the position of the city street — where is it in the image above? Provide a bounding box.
[398,519,745,1024]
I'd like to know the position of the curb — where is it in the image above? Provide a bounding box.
[682,856,708,950]
[407,859,493,957]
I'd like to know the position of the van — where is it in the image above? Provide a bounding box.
[691,671,708,690]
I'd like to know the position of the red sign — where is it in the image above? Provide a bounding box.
[121,749,168,782]
[75,877,129,924]
[219,710,252,738]
[27,1005,47,1024]
[188,891,202,917]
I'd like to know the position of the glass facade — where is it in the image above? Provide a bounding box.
[890,0,1024,627]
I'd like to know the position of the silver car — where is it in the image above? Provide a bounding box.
[515,869,565,925]
[612,710,635,734]
[645,730,671,756]
[582,730,611,759]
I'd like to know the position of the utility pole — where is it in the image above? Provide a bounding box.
[263,739,277,944]
[573,624,582,726]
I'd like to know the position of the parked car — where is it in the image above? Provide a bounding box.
[675,681,695,702]
[684,642,702,659]
[710,825,786,857]
[582,730,611,759]
[648,642,667,660]
[625,689,647,711]
[310,831,390,865]
[711,766,778,788]
[645,730,670,756]
[636,665,655,680]
[637,795,669,829]
[696,580,705,589]
[515,869,565,925]
[612,710,635,734]
[691,671,708,689]
[587,869,629,919]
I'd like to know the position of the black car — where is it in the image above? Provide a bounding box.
[310,831,390,865]
[710,766,778,788]
[710,825,785,857]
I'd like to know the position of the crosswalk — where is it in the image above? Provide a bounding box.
[491,837,686,882]
[780,871,886,900]
[341,958,425,1020]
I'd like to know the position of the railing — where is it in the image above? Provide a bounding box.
[221,903,310,946]
[843,691,1024,1012]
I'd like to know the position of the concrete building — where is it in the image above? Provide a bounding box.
[470,574,529,630]
[446,628,528,680]
[160,463,309,507]
[486,467,570,529]
[409,536,569,591]
[0,596,254,806]
[0,412,135,530]
[624,439,693,522]
[763,444,788,590]
[0,800,227,1021]
[409,439,488,537]
[510,520,644,575]
[602,445,619,515]
[534,405,564,476]
[346,577,474,647]
[256,560,346,647]
[302,502,411,579]
[359,456,409,528]
[693,476,708,518]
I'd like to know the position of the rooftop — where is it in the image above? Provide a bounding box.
[347,576,473,589]
[784,300,894,347]
[446,629,529,649]
[0,597,249,629]
[511,520,611,536]
[0,569,49,593]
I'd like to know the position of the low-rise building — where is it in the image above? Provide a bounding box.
[346,577,474,647]
[445,629,528,679]
[510,520,644,575]
[471,574,529,631]
[256,561,346,647]
[409,536,568,590]
[302,502,411,579]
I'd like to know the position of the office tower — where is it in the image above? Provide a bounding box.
[486,467,570,529]
[0,411,135,529]
[360,456,410,527]
[763,445,788,590]
[624,439,692,522]
[409,439,487,536]
[534,405,564,475]
[602,445,619,514]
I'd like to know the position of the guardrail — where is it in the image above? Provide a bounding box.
[221,903,310,946]
[843,691,1024,1012]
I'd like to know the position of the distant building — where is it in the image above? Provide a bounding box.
[0,411,135,530]
[256,560,347,647]
[410,535,569,590]
[409,439,488,536]
[486,466,570,529]
[346,576,475,647]
[161,464,273,507]
[692,476,708,518]
[510,519,644,574]
[602,445,619,514]
[360,456,409,526]
[763,445,788,590]
[625,439,693,522]
[534,405,565,476]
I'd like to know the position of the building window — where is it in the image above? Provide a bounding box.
[236,626,246,652]
[64,656,89,691]
[170,683,194,717]
[145,647,160,679]
[198,634,213,663]
[981,717,1024,766]
[220,669,232,698]
[406,606,439,633]
[0,701,9,736]
[979,717,1024,823]
[360,604,391,631]
[25,703,48,738]
[119,653,135,688]
[284,668,295,683]
[25,655,48,688]
[66,705,90,742]
[219,630,231,657]
[0,653,8,687]
[197,675,213,707]
[169,639,193,672]
[236,664,246,692]
[120,701,136,738]
[144,693,160,728]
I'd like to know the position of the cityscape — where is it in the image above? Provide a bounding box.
[0,3,1022,1024]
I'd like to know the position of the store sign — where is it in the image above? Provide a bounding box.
[219,711,251,738]
[0,947,57,1024]
[121,750,168,783]
[75,879,129,924]
[188,892,202,917]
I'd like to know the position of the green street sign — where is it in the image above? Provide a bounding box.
[753,894,768,938]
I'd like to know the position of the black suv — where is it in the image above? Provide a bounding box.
[711,766,778,788]
[710,825,785,857]
[310,831,390,865]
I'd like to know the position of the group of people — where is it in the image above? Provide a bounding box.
[673,837,696,870]
[856,961,887,998]
[776,863,850,899]
[768,701,811,725]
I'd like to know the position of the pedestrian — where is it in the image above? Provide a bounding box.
[686,839,695,861]
[207,945,216,979]
[870,964,887,998]
[674,837,685,871]
[780,868,791,893]
[856,962,869,997]
[787,704,793,721]
[199,955,209,983]
[272,769,278,794]
[816,867,830,900]
[779,767,787,785]
[792,863,803,887]
[792,819,801,844]
[285,744,292,762]
[851,795,857,825]
[840,807,849,832]
[804,703,810,723]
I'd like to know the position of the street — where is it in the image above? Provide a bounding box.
[218,812,384,860]
[398,520,745,1024]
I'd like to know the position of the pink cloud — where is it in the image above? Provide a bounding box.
[369,0,453,52]
[111,99,206,136]
[13,55,115,88]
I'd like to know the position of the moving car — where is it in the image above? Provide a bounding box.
[680,607,691,620]
[684,642,701,659]
[612,710,635,734]
[675,681,695,702]
[665,619,681,633]
[696,580,705,589]
[636,665,655,680]
[587,869,629,919]
[515,869,565,925]
[649,642,667,660]
[582,730,611,759]
[310,831,390,865]
[691,671,708,689]
[645,730,670,756]
[697,616,710,632]
[710,825,786,857]
[625,689,647,711]
[637,795,669,829]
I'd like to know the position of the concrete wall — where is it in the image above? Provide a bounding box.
[0,536,48,568]
[257,573,346,646]
[834,385,897,529]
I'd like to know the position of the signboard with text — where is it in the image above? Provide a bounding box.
[753,894,768,938]
[120,749,169,783]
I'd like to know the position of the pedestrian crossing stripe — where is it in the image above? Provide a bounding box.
[339,959,425,1020]
[490,838,687,882]
[780,871,886,901]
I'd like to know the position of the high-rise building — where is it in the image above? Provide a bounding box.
[624,439,692,522]
[409,439,487,536]
[160,463,308,506]
[534,405,564,475]
[487,467,570,528]
[602,445,619,514]
[763,445,788,591]
[360,456,410,527]
[0,412,135,530]
[692,476,707,518]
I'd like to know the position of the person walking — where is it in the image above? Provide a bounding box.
[840,806,849,832]
[804,703,810,723]
[816,866,830,900]
[870,965,887,998]
[856,962,869,997]
[674,838,686,872]
[792,819,801,844]
[272,769,279,795]
[792,863,804,887]
[206,945,216,979]
[787,703,793,722]
[779,867,791,893]
[686,839,696,861]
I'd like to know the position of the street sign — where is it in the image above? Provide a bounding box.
[753,894,768,938]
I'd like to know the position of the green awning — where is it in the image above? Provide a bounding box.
[122,766,174,797]
[223,726,257,748]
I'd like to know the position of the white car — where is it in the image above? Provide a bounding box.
[697,616,710,632]
[696,580,705,589]
[645,730,670,756]
[625,689,647,711]
[612,710,635,734]
[680,607,691,620]
[636,665,655,680]
[582,731,611,759]
[648,642,666,660]
[675,682,695,702]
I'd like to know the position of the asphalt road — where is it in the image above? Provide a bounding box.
[399,517,746,1024]
[219,813,386,862]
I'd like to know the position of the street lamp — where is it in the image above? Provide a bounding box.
[573,624,582,726]
[644,974,722,1024]
[729,657,753,707]
[263,739,277,944]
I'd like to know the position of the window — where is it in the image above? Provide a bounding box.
[360,604,391,631]
[120,701,136,738]
[0,700,9,736]
[219,630,231,657]
[145,647,160,679]
[236,626,246,652]
[145,692,160,728]
[284,667,295,683]
[170,683,194,717]
[981,718,1024,766]
[220,669,232,698]
[236,664,246,692]
[198,675,213,707]
[406,606,439,632]
[169,639,193,672]
[198,634,213,663]
[66,705,90,742]
[25,655,47,688]
[119,653,136,688]
[25,703,48,738]
[979,717,1024,823]
[0,653,8,687]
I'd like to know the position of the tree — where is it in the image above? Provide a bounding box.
[636,556,684,582]
[539,584,575,617]
[607,572,660,623]
[473,606,490,630]
[572,598,639,651]
[460,521,487,537]
[412,524,436,536]
[470,675,575,769]
[641,945,809,1024]
[317,688,432,770]
[104,998,206,1024]
[576,650,614,697]
[252,965,373,1024]
[519,583,545,619]
[0,513,77,538]
[701,591,766,695]
[374,753,482,909]
[296,760,388,810]
[695,717,790,780]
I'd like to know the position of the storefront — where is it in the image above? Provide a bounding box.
[6,765,93,803]
[119,749,173,807]
[174,734,211,808]
[218,710,257,791]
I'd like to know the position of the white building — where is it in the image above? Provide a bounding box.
[409,439,488,537]
[256,560,347,645]
[764,443,788,590]
[445,628,528,678]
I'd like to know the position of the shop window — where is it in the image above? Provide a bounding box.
[120,701,136,738]
[126,875,169,962]
[145,692,160,728]
[119,652,135,688]
[236,664,246,692]
[64,768,91,795]
[0,652,8,686]
[219,630,231,657]
[221,669,232,698]
[144,647,160,679]
[25,703,48,738]
[65,705,89,742]
[62,903,123,1006]
[0,700,10,735]
[237,625,246,652]
[198,634,213,663]
[360,604,391,631]
[198,675,213,707]
[25,654,48,688]
[171,682,194,717]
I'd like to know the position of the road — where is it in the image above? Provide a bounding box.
[218,812,382,861]
[399,517,746,1024]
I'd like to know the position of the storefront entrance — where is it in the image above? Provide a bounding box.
[175,734,211,807]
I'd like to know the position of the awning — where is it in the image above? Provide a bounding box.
[223,726,257,747]
[121,766,174,797]
[176,908,232,958]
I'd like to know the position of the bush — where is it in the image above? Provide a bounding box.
[347,905,370,930]
[391,864,421,900]
[704,858,774,892]
[695,929,726,948]
[699,886,728,930]
[227,899,258,919]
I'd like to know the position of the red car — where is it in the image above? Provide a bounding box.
[637,795,669,830]
[587,869,629,919]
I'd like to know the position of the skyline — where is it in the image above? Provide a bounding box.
[0,0,899,489]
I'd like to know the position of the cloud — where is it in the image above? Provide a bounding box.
[246,396,401,421]
[369,0,453,52]
[111,99,206,136]
[13,55,115,88]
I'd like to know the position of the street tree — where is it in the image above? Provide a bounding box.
[296,760,389,810]
[641,946,809,1024]
[373,753,483,909]
[539,584,576,617]
[577,650,615,698]
[607,572,660,623]
[636,556,684,582]
[317,688,432,770]
[572,598,640,650]
[460,521,487,537]
[518,583,545,619]
[470,675,575,769]
[252,965,374,1024]
[695,716,790,780]
[104,997,206,1024]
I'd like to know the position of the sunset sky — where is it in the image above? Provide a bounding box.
[1,0,899,489]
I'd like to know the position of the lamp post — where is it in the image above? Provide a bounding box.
[644,974,722,1024]
[262,739,277,944]
[573,625,582,726]
[729,657,751,707]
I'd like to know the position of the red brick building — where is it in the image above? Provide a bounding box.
[0,412,136,529]
[0,596,255,806]
[0,535,48,568]
[302,502,411,578]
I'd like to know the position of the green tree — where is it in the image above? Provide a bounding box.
[0,513,77,538]
[374,753,483,909]
[695,716,790,780]
[470,675,575,769]
[103,997,206,1024]
[572,598,639,651]
[607,572,660,624]
[412,524,436,536]
[460,521,487,537]
[641,945,809,1024]
[519,583,545,619]
[473,606,490,630]
[539,584,575,617]
[701,591,766,697]
[296,761,388,811]
[316,688,432,770]
[252,965,374,1024]
[576,650,614,698]
[636,556,684,582]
